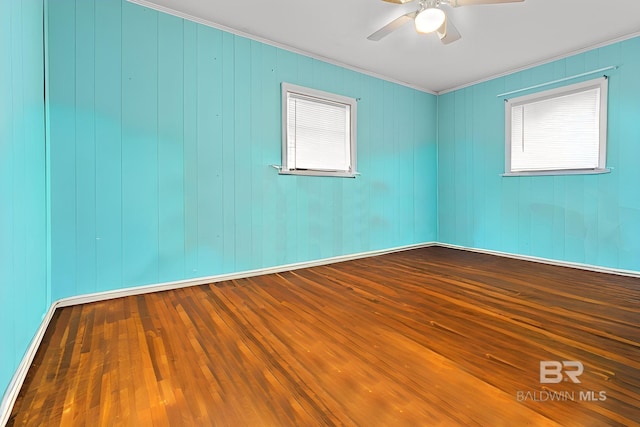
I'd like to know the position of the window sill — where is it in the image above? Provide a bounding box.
[502,168,611,177]
[272,165,359,178]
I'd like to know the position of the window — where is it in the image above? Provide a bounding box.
[280,83,357,177]
[504,77,609,176]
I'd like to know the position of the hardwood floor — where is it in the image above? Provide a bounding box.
[7,247,640,426]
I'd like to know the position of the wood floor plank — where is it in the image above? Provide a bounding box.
[7,247,640,426]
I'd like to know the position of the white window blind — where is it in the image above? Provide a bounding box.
[281,83,357,177]
[505,77,608,175]
[286,94,351,171]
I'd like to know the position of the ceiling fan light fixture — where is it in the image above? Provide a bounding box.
[414,7,446,34]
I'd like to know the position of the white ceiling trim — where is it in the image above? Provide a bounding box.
[439,31,640,95]
[126,0,437,95]
[124,0,640,93]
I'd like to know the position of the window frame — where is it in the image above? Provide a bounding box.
[503,77,610,177]
[280,82,357,178]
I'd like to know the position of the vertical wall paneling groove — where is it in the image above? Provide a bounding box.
[48,0,76,300]
[120,2,160,290]
[259,44,279,268]
[157,13,185,283]
[94,0,123,292]
[234,36,252,273]
[221,32,236,273]
[249,40,264,268]
[75,0,97,295]
[438,37,640,272]
[44,0,52,311]
[353,70,370,253]
[46,0,438,300]
[0,0,47,404]
[195,25,221,278]
[182,21,198,279]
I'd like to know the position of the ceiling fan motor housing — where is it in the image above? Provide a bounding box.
[372,0,524,44]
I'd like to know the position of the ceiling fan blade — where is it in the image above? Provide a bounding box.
[367,12,416,41]
[382,0,415,4]
[437,15,461,44]
[449,0,524,6]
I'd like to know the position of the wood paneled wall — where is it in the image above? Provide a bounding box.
[438,37,640,272]
[0,0,47,401]
[46,0,438,302]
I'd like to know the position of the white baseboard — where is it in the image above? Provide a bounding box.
[55,242,437,308]
[2,240,637,425]
[0,302,58,427]
[0,241,436,425]
[437,243,640,278]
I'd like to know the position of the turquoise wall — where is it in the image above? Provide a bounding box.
[46,0,438,301]
[0,0,47,404]
[438,37,640,271]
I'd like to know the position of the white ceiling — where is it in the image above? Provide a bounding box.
[132,0,640,93]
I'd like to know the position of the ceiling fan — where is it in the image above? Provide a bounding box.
[367,0,524,45]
